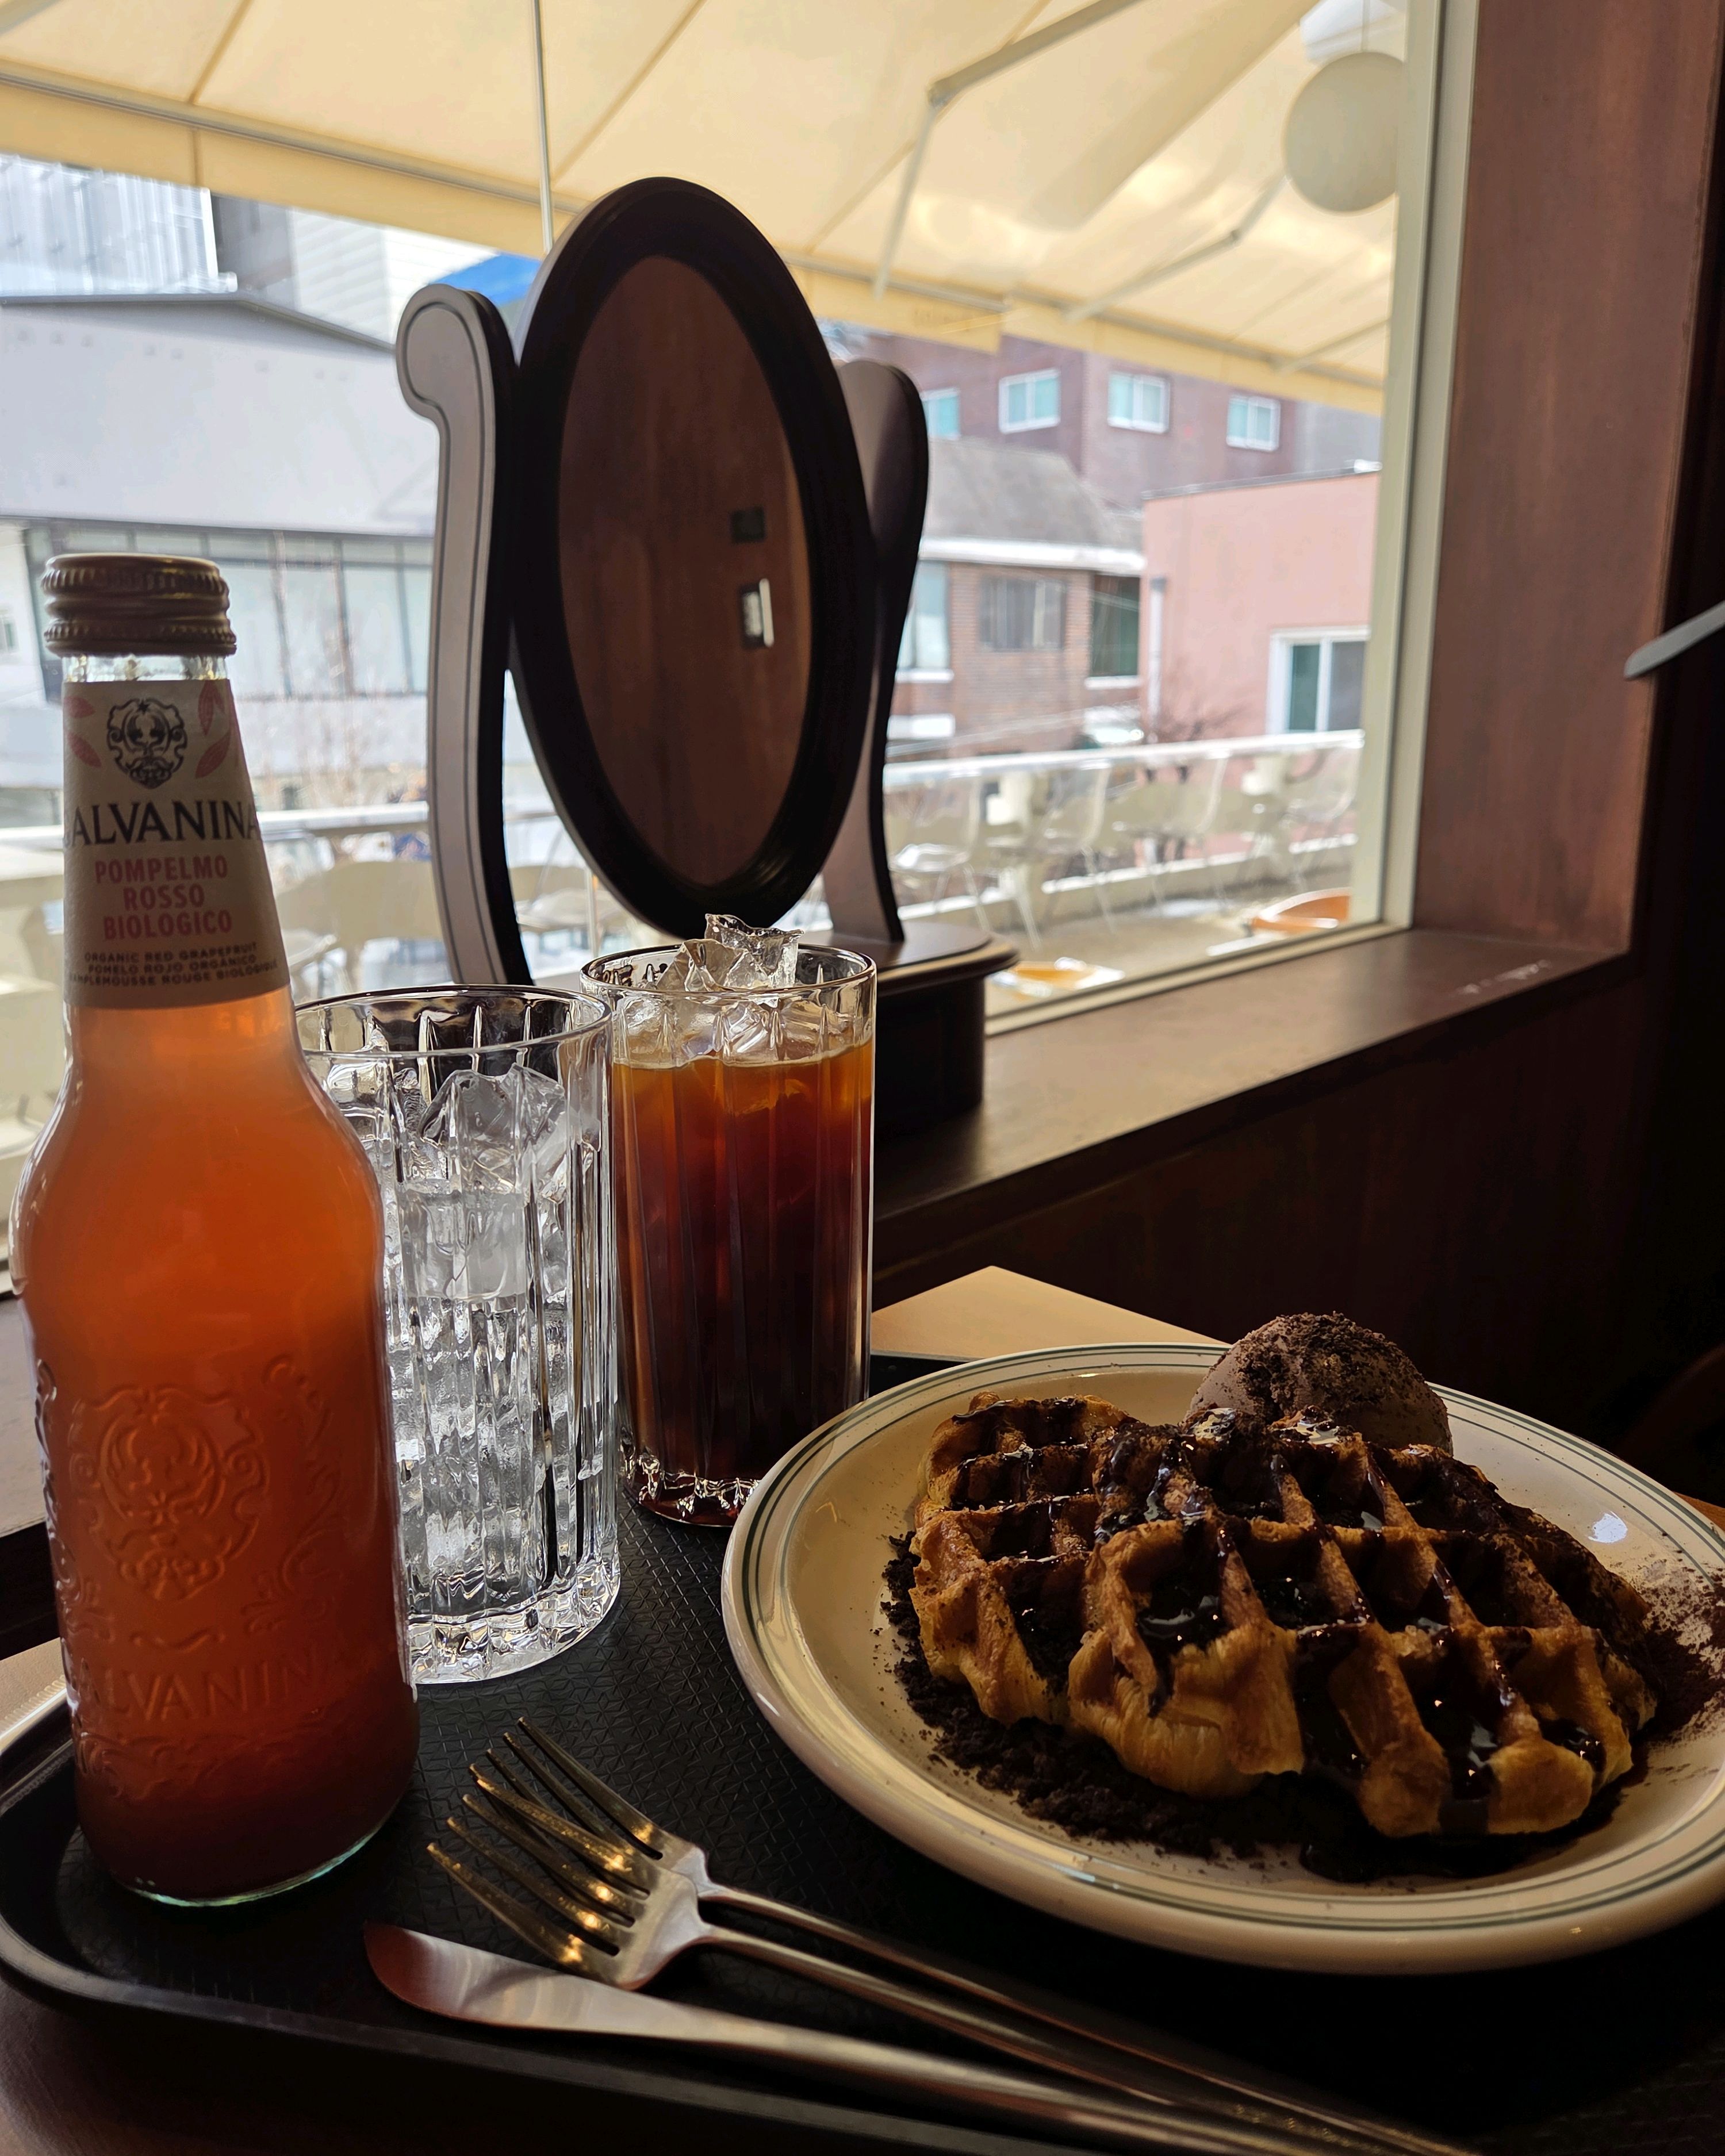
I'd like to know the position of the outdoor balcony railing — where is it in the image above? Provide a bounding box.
[880,730,1362,942]
[0,729,1364,1220]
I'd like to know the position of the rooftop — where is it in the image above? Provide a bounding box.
[922,436,1143,572]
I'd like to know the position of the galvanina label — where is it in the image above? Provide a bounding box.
[60,678,290,1009]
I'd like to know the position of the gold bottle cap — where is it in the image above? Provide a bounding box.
[41,554,236,657]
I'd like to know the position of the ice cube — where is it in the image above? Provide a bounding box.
[398,1186,530,1300]
[717,996,780,1063]
[512,1064,572,1198]
[420,1070,521,1193]
[719,988,838,1064]
[772,991,839,1062]
[704,914,800,989]
[612,987,711,1067]
[654,937,735,992]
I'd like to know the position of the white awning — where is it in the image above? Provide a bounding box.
[0,0,1402,410]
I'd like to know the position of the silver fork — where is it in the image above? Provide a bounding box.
[427,1721,1467,2156]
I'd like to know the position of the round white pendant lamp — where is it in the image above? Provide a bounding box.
[1283,51,1405,214]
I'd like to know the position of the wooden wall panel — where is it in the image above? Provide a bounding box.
[1413,0,1725,946]
[877,972,1652,1441]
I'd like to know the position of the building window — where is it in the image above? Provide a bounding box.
[1271,632,1367,732]
[1088,574,1141,678]
[341,536,416,695]
[897,562,950,673]
[999,369,1060,432]
[0,608,16,654]
[1226,394,1281,451]
[887,712,956,745]
[24,519,432,703]
[921,388,960,440]
[1107,372,1168,432]
[278,538,347,699]
[979,574,1066,651]
[215,536,289,700]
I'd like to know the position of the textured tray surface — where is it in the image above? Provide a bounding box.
[6,1357,1725,2153]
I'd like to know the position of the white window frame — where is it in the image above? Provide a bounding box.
[1145,576,1166,724]
[897,560,952,678]
[1266,628,1370,734]
[999,369,1061,432]
[886,712,956,745]
[1107,371,1169,432]
[1226,393,1281,451]
[921,387,960,439]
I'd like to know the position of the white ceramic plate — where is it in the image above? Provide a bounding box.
[720,1344,1725,1974]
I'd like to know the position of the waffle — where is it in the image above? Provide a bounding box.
[910,1392,1659,1838]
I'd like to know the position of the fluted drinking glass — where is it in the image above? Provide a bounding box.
[297,987,617,1680]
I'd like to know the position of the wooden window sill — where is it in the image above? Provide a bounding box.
[875,926,1621,1279]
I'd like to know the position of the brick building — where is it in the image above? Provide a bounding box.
[841,328,1381,512]
[889,437,1144,758]
[829,321,1383,756]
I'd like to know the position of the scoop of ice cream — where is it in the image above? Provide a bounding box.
[1190,1313,1450,1454]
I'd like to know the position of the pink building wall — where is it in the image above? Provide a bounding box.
[1140,470,1380,737]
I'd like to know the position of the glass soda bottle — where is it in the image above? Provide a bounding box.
[9,555,419,1903]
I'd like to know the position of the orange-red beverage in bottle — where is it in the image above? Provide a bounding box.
[9,555,417,1903]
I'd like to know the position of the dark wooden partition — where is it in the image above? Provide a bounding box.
[1414,0,1724,949]
[875,0,1725,1457]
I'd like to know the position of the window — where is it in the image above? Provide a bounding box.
[0,0,1454,1104]
[1226,394,1281,451]
[897,562,950,673]
[341,538,414,696]
[921,388,960,440]
[22,519,431,705]
[0,608,16,654]
[1271,632,1368,732]
[217,551,289,700]
[1107,372,1168,432]
[979,574,1066,651]
[132,526,205,554]
[403,544,432,693]
[1088,575,1141,680]
[279,542,346,698]
[999,369,1060,432]
[887,712,956,745]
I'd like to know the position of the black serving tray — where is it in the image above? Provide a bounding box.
[10,1353,1725,2155]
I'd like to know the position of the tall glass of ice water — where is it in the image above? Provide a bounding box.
[585,928,875,1526]
[297,987,617,1681]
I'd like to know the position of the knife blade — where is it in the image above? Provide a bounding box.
[363,1924,1371,2156]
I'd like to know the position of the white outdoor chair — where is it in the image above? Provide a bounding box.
[0,976,65,1112]
[1106,759,1228,908]
[512,857,635,960]
[1274,742,1361,886]
[973,780,1043,946]
[1034,765,1116,931]
[887,778,990,930]
[278,857,446,992]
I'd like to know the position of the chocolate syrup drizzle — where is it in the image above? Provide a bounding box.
[896,1391,1725,1879]
[886,1524,1719,1883]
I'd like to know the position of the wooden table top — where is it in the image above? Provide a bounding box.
[0,1268,1720,2153]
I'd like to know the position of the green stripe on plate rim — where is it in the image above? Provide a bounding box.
[732,1344,1725,1938]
